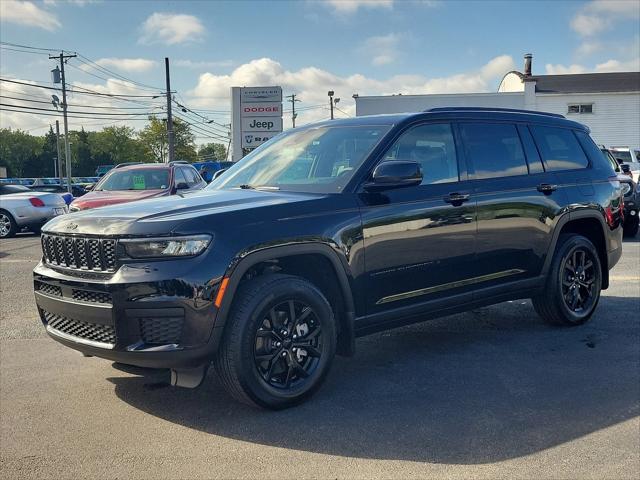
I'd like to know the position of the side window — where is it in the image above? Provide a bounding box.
[460,123,527,179]
[383,123,458,185]
[530,126,589,171]
[182,167,199,186]
[574,130,611,172]
[174,168,188,187]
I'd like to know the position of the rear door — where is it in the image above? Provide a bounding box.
[460,121,566,287]
[359,122,477,318]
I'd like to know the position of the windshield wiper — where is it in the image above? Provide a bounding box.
[238,184,280,191]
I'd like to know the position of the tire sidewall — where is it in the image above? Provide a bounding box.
[553,235,602,324]
[232,278,336,408]
[0,210,17,238]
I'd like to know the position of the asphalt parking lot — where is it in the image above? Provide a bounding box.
[1,233,639,479]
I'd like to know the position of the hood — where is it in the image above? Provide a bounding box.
[44,188,323,236]
[71,189,168,211]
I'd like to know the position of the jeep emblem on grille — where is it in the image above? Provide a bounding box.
[65,222,78,230]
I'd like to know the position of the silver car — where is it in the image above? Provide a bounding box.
[0,184,68,238]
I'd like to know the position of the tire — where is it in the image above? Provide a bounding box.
[623,214,639,237]
[214,274,337,409]
[30,225,42,235]
[532,234,602,326]
[0,210,18,239]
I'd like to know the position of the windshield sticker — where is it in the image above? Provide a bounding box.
[132,175,146,190]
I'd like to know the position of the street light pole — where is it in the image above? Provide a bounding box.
[165,57,175,163]
[55,120,63,185]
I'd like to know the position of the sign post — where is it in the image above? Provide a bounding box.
[231,86,283,161]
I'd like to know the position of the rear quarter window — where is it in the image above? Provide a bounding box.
[530,126,589,171]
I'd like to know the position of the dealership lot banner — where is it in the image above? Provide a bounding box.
[231,86,283,159]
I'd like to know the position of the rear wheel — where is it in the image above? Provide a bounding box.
[214,274,336,409]
[533,234,602,326]
[0,210,17,238]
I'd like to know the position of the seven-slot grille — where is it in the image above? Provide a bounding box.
[41,234,117,272]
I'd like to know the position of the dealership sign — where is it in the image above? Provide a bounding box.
[231,86,283,159]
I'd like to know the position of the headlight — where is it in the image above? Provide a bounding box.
[121,235,212,259]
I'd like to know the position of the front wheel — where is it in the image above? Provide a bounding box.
[214,274,336,409]
[533,234,602,326]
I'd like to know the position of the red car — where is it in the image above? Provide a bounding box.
[69,162,206,212]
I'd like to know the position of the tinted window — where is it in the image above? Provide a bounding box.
[383,123,458,185]
[460,123,527,179]
[174,168,188,187]
[530,126,589,171]
[180,167,199,186]
[0,185,31,195]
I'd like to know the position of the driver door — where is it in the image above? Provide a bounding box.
[358,122,477,319]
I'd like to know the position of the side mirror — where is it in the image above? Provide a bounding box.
[364,161,422,191]
[176,182,189,190]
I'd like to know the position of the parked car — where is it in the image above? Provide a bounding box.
[0,184,67,238]
[30,184,87,205]
[33,108,624,409]
[609,147,640,183]
[602,149,639,237]
[69,161,207,212]
[194,161,234,182]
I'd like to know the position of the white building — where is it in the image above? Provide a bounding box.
[354,55,640,148]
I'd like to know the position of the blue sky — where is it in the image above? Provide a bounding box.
[1,0,639,140]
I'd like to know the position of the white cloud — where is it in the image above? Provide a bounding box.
[545,56,640,75]
[92,58,158,73]
[175,59,235,69]
[43,0,100,5]
[186,55,515,126]
[571,0,640,36]
[323,0,394,14]
[545,64,587,75]
[576,40,603,57]
[139,13,205,45]
[0,0,61,31]
[360,33,403,66]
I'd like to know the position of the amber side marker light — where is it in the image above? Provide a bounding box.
[215,277,230,308]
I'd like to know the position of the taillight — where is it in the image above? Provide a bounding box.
[29,197,45,207]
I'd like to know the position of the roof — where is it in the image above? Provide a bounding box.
[304,109,587,131]
[532,72,640,94]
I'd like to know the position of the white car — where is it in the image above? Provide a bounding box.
[0,184,68,238]
[610,147,640,183]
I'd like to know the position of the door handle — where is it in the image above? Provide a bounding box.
[444,192,470,205]
[537,183,557,194]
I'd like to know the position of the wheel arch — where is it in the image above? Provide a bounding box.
[543,210,611,289]
[216,243,357,356]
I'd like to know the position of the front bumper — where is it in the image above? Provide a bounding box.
[33,258,226,369]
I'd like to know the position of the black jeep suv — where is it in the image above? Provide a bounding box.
[33,108,624,409]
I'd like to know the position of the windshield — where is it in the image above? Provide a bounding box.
[612,150,632,163]
[95,168,170,191]
[209,125,390,193]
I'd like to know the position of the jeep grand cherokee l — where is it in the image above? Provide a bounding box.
[33,108,623,409]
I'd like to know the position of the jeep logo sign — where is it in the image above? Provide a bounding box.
[231,86,283,159]
[242,117,282,133]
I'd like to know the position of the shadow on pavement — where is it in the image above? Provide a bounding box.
[109,295,639,465]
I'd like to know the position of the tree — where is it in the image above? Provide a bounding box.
[138,116,197,163]
[88,126,146,174]
[0,128,43,177]
[197,143,228,161]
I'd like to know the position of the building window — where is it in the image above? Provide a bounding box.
[567,103,593,114]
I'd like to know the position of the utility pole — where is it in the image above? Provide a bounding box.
[328,91,334,120]
[165,57,175,163]
[286,93,300,128]
[55,120,63,185]
[50,52,76,193]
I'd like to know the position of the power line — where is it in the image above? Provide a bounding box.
[75,54,163,92]
[0,94,161,110]
[0,106,154,121]
[0,78,162,98]
[0,102,157,116]
[0,41,59,52]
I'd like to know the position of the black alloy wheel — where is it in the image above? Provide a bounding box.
[560,246,598,314]
[254,300,323,390]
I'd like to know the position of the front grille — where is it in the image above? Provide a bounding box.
[36,281,62,297]
[139,317,183,345]
[43,310,116,345]
[41,234,117,273]
[72,289,112,304]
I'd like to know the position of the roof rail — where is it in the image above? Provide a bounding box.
[114,162,144,169]
[169,160,189,165]
[426,107,565,119]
